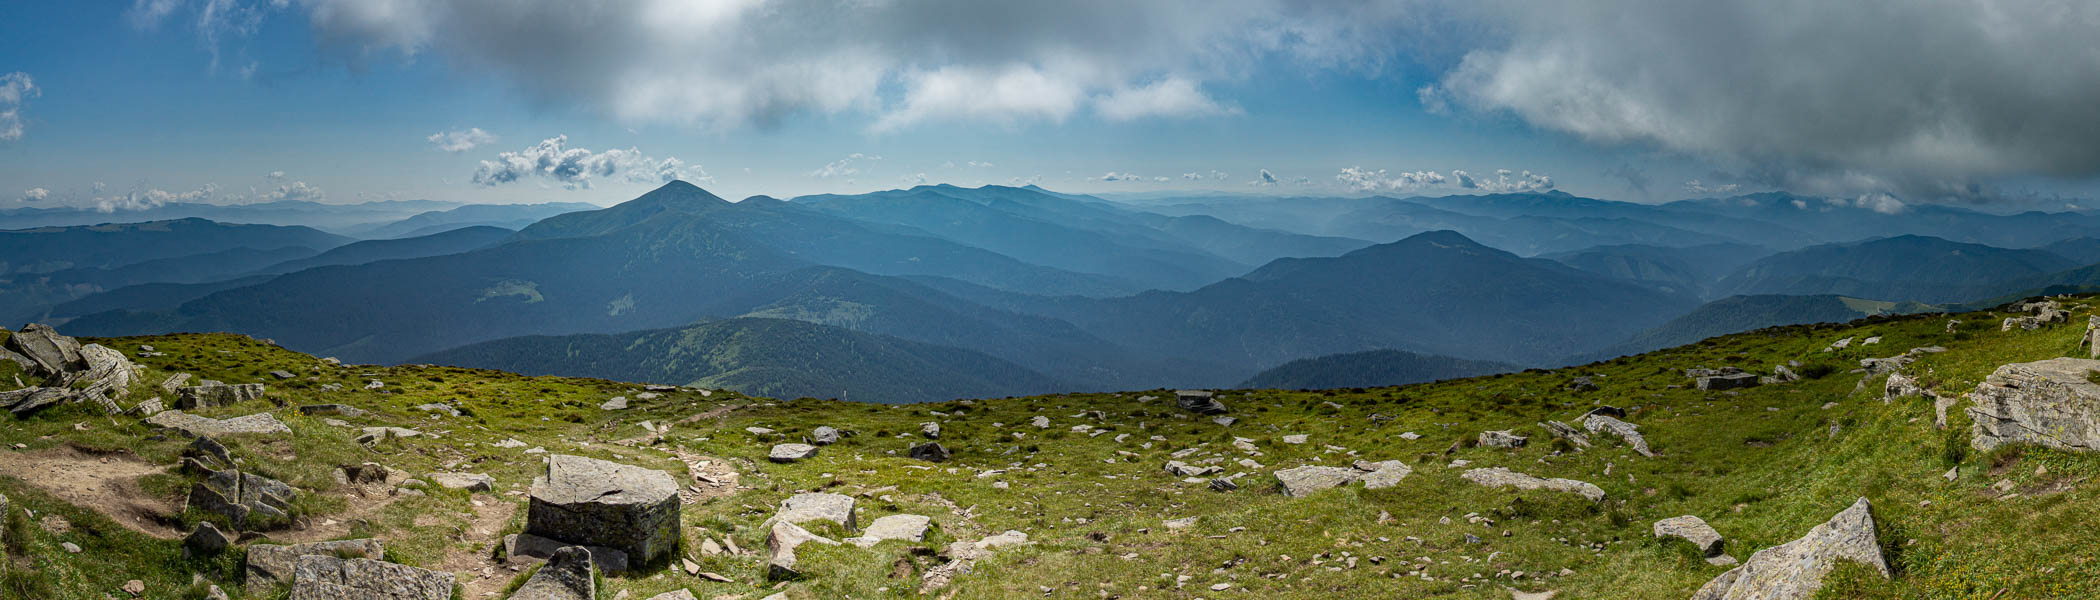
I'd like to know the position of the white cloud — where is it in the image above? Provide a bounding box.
[871,65,1085,133]
[428,127,496,153]
[0,72,38,141]
[90,181,107,193]
[1095,77,1239,121]
[19,187,49,202]
[810,153,880,179]
[901,173,928,185]
[472,135,704,189]
[257,180,325,202]
[1451,169,1553,193]
[1250,169,1279,186]
[90,183,220,213]
[1336,167,1447,192]
[966,161,994,168]
[1093,171,1147,182]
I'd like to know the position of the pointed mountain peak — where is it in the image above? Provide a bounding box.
[630,180,728,206]
[1395,229,1487,248]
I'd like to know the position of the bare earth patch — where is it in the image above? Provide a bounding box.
[0,445,181,539]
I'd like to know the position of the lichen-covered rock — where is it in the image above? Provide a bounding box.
[508,546,595,600]
[847,514,931,547]
[1,387,73,416]
[526,455,680,567]
[287,554,455,600]
[1479,429,1528,448]
[1966,357,2100,451]
[1176,390,1227,415]
[1460,467,1605,502]
[771,492,857,532]
[146,410,291,437]
[1352,460,1412,489]
[1654,515,1726,557]
[1274,465,1359,497]
[1690,498,1888,600]
[246,539,386,591]
[186,468,297,530]
[769,443,818,463]
[176,383,264,409]
[4,323,84,376]
[1581,413,1656,457]
[74,344,139,404]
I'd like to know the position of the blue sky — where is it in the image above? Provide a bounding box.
[3,1,2098,212]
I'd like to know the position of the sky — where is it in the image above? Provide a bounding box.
[3,1,2099,212]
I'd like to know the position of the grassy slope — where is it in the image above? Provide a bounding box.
[2,297,2099,598]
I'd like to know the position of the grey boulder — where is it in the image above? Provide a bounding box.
[1460,467,1605,502]
[246,539,386,591]
[525,455,681,567]
[769,443,819,463]
[1966,357,2100,451]
[1690,498,1889,600]
[176,383,265,409]
[508,546,596,600]
[286,554,455,600]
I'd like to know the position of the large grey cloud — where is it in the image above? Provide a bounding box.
[1430,0,2100,200]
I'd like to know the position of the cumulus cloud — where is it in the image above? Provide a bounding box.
[257,180,325,202]
[0,72,37,141]
[1431,0,2100,201]
[1248,169,1281,186]
[90,182,220,213]
[472,135,706,189]
[1336,167,1447,192]
[1683,179,1740,195]
[428,127,496,153]
[1452,169,1554,193]
[19,187,48,202]
[1095,77,1239,121]
[1093,172,1147,182]
[810,153,880,179]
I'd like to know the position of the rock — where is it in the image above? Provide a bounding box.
[646,591,699,600]
[356,427,425,446]
[1696,372,1760,391]
[428,472,496,492]
[297,404,365,417]
[600,396,628,410]
[145,410,291,437]
[847,514,931,547]
[414,403,461,417]
[810,426,841,446]
[246,539,386,591]
[187,468,298,530]
[766,520,839,580]
[1165,461,1219,477]
[919,421,941,439]
[508,546,596,600]
[1539,420,1591,449]
[4,323,85,375]
[526,455,681,566]
[769,443,819,463]
[772,492,857,532]
[1274,465,1360,497]
[1885,372,1929,402]
[184,521,232,556]
[286,554,455,600]
[74,344,139,405]
[2085,316,2100,358]
[1030,415,1050,428]
[1690,498,1888,600]
[340,462,391,485]
[1653,515,1727,557]
[1175,390,1228,415]
[503,533,629,573]
[62,542,80,553]
[908,442,950,463]
[1479,430,1528,448]
[1208,478,1239,491]
[2,387,73,416]
[175,383,266,409]
[1353,460,1412,489]
[1460,467,1605,502]
[269,370,295,379]
[1580,414,1656,457]
[921,531,1032,593]
[122,579,144,596]
[1966,357,2100,451]
[1943,467,1958,481]
[1281,434,1308,444]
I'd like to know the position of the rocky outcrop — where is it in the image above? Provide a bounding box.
[2002,300,2068,331]
[146,410,291,437]
[187,467,298,530]
[1689,368,1759,391]
[1539,421,1591,449]
[286,554,455,600]
[1690,498,1888,600]
[920,531,1031,593]
[1,387,74,416]
[1273,461,1410,496]
[246,539,386,591]
[1460,467,1605,502]
[1581,413,1656,457]
[771,492,857,532]
[4,323,85,376]
[1176,390,1228,414]
[508,546,596,600]
[1966,357,2100,451]
[1479,430,1528,448]
[526,455,681,567]
[176,383,265,409]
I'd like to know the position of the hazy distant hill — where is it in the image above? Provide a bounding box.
[351,202,597,239]
[1591,294,1943,359]
[1544,243,1773,297]
[1709,235,2076,303]
[255,225,514,274]
[0,199,458,232]
[414,317,1067,404]
[1238,349,1517,389]
[0,218,350,275]
[2038,237,2100,264]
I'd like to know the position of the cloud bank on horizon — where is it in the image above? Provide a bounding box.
[6,0,2100,209]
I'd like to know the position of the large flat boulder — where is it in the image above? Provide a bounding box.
[1690,498,1888,600]
[771,492,857,532]
[146,410,292,437]
[1654,515,1727,558]
[1582,413,1656,457]
[1460,467,1605,501]
[4,323,84,376]
[246,539,386,591]
[847,514,931,548]
[1274,466,1359,497]
[526,455,681,566]
[287,554,454,600]
[1967,357,2100,451]
[765,520,839,580]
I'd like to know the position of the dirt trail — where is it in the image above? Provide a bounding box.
[0,445,182,539]
[431,494,522,599]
